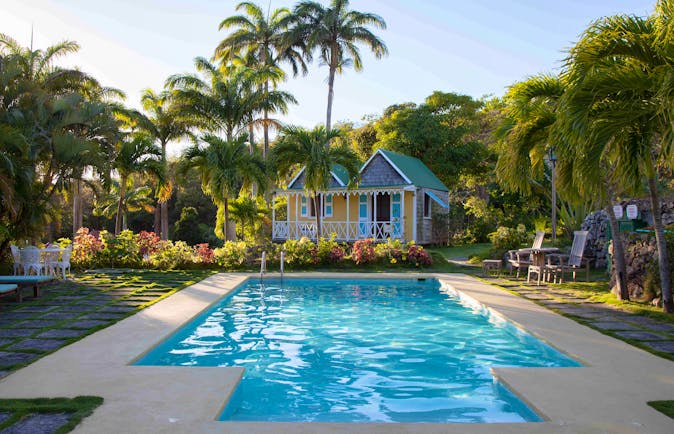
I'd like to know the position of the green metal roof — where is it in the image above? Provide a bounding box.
[378,149,448,192]
[331,164,350,186]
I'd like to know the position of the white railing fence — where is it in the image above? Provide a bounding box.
[272,221,401,242]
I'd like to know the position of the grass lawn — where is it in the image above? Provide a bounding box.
[434,243,492,263]
[648,401,674,419]
[0,396,103,433]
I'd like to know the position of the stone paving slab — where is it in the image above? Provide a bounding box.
[0,320,15,327]
[66,320,110,329]
[77,312,127,320]
[99,305,138,312]
[1,413,70,434]
[0,312,34,320]
[59,305,97,312]
[0,412,10,424]
[522,293,554,300]
[640,340,674,353]
[8,338,65,352]
[613,331,668,341]
[16,305,57,313]
[0,338,14,347]
[40,312,81,320]
[37,329,87,339]
[0,351,39,368]
[641,323,674,333]
[15,320,60,329]
[588,321,642,331]
[0,329,35,338]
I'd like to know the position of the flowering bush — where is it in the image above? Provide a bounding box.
[374,238,405,264]
[137,231,161,258]
[214,241,250,269]
[316,235,346,265]
[352,239,377,264]
[97,230,142,268]
[72,228,103,269]
[194,243,215,264]
[488,224,528,252]
[407,243,433,267]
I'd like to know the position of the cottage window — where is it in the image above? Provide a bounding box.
[424,193,431,218]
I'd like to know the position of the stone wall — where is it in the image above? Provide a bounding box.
[609,233,660,302]
[581,210,609,268]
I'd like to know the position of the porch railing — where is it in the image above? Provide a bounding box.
[272,221,402,242]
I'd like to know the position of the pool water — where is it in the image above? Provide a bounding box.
[137,278,579,423]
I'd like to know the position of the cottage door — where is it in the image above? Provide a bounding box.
[358,194,370,237]
[391,193,402,238]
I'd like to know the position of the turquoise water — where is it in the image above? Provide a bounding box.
[137,278,579,423]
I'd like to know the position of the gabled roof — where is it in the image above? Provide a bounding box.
[363,149,448,192]
[287,165,348,190]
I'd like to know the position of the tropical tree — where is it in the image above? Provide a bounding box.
[229,195,268,240]
[136,89,193,240]
[166,57,292,143]
[93,181,155,232]
[495,74,631,300]
[293,0,388,132]
[110,135,164,234]
[179,134,266,241]
[561,6,673,311]
[271,125,360,238]
[215,1,305,158]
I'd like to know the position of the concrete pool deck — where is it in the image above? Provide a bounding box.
[0,272,672,433]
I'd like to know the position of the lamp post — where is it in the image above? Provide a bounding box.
[548,147,558,245]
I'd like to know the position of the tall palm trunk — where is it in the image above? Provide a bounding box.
[153,207,161,235]
[314,192,322,241]
[326,58,337,134]
[605,185,629,300]
[249,124,258,197]
[115,175,128,235]
[72,178,83,238]
[160,140,169,240]
[647,175,673,312]
[223,197,231,241]
[264,80,270,160]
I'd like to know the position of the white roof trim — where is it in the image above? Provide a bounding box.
[360,149,413,185]
[287,167,305,189]
[331,171,346,187]
[287,167,345,189]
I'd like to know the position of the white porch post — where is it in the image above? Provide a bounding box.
[345,192,350,241]
[412,189,418,242]
[373,192,378,240]
[400,189,405,241]
[294,192,299,239]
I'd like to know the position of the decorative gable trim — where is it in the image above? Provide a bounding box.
[287,167,346,189]
[331,171,346,186]
[361,149,412,185]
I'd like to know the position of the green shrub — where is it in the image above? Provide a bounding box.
[149,240,195,270]
[316,235,346,264]
[488,224,528,257]
[214,241,250,269]
[282,237,318,267]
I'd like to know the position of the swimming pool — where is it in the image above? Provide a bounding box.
[136,278,579,423]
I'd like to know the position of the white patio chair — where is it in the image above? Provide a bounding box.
[42,249,61,276]
[52,245,72,279]
[10,245,22,275]
[20,246,45,276]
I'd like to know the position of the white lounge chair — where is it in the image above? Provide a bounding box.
[547,231,590,283]
[51,245,72,279]
[20,246,45,276]
[10,245,22,275]
[507,231,545,278]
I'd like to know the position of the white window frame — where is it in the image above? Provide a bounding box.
[423,193,432,219]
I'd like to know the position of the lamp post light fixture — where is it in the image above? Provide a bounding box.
[548,147,558,245]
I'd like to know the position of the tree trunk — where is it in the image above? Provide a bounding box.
[223,197,230,242]
[314,192,322,241]
[605,193,629,300]
[249,124,258,197]
[325,44,339,134]
[264,79,270,160]
[72,178,83,238]
[647,176,673,313]
[160,140,169,240]
[115,176,127,235]
[153,206,161,235]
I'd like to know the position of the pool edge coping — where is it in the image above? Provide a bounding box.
[0,272,671,434]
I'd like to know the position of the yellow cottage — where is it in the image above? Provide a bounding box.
[271,149,450,245]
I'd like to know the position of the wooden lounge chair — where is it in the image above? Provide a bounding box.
[0,284,20,302]
[546,231,590,283]
[507,231,545,278]
[0,275,54,299]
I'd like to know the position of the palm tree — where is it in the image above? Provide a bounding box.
[271,125,359,239]
[562,8,673,312]
[229,195,267,240]
[179,134,266,241]
[215,1,305,159]
[110,135,164,234]
[294,0,388,132]
[494,74,631,300]
[137,89,193,240]
[93,181,155,232]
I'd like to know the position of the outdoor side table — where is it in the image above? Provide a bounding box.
[482,259,502,277]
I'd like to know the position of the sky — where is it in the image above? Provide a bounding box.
[1,0,656,155]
